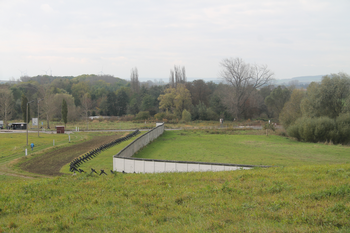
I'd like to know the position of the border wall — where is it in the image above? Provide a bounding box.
[114,157,258,173]
[113,123,269,173]
[113,123,165,159]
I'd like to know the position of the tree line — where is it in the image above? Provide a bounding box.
[0,58,280,128]
[1,57,348,142]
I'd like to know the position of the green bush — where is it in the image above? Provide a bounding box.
[287,115,350,144]
[154,112,166,120]
[154,111,177,121]
[314,117,335,142]
[298,117,317,142]
[287,124,301,141]
[336,114,350,144]
[182,109,191,122]
[135,111,150,120]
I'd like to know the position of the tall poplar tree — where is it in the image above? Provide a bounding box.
[21,94,30,123]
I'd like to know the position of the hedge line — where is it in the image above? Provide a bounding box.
[287,114,350,144]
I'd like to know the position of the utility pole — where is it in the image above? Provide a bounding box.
[26,100,34,146]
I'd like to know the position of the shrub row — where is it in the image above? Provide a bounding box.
[287,114,350,144]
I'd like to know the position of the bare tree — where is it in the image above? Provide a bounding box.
[130,67,140,93]
[220,57,274,119]
[0,87,14,128]
[38,85,56,129]
[81,93,92,130]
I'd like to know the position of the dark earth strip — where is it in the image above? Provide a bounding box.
[20,134,122,176]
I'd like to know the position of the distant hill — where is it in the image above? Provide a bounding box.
[11,74,129,86]
[274,75,324,86]
[72,74,128,85]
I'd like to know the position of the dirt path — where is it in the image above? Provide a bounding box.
[20,135,122,176]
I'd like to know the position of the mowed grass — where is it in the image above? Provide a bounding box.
[1,164,350,232]
[134,130,350,166]
[60,131,147,174]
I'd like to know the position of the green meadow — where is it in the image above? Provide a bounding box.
[1,165,350,232]
[1,128,350,232]
[134,130,350,167]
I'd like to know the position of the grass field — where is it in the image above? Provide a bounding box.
[1,164,350,232]
[133,130,350,167]
[1,127,350,232]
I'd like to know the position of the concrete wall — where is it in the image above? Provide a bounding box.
[113,123,165,159]
[113,157,255,173]
[113,123,268,173]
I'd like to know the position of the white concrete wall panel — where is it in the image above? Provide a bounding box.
[113,124,256,174]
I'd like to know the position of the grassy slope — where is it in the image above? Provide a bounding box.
[134,130,350,166]
[1,129,350,232]
[1,164,350,232]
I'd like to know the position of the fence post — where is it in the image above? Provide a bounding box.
[25,148,27,156]
[53,140,55,146]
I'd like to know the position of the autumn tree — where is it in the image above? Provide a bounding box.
[220,57,274,119]
[158,84,191,117]
[0,87,14,127]
[279,89,306,129]
[174,84,192,116]
[158,87,176,112]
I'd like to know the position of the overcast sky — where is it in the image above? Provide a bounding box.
[0,0,349,82]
